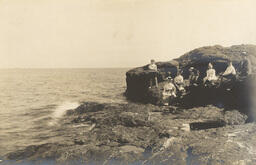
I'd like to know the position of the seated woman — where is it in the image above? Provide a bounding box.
[174,72,186,93]
[162,78,177,106]
[221,61,236,82]
[203,63,218,86]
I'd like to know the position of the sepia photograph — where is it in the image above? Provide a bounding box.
[1,0,256,164]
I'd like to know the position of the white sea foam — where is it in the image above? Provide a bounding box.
[49,101,80,126]
[53,101,79,118]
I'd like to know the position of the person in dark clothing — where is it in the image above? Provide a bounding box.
[241,53,252,76]
[164,71,172,80]
[188,67,200,86]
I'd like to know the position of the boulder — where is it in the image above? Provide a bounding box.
[125,44,256,119]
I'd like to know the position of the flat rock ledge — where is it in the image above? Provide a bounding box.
[4,102,256,164]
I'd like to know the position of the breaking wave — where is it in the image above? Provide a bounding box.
[48,101,80,126]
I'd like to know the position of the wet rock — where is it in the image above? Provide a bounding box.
[66,102,106,115]
[119,111,149,127]
[6,143,68,160]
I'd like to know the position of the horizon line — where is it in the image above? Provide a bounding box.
[0,67,133,69]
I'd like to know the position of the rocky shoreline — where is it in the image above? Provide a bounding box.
[3,102,256,164]
[3,44,256,164]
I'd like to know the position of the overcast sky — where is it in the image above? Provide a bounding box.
[1,0,256,68]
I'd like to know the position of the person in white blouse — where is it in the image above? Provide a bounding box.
[174,72,185,92]
[223,61,236,75]
[203,63,218,84]
[221,61,236,81]
[162,77,177,105]
[148,59,158,88]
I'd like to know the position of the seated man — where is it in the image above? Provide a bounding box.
[188,67,200,86]
[203,63,218,85]
[148,59,158,88]
[221,61,236,81]
[239,52,252,76]
[162,78,176,105]
[174,71,186,93]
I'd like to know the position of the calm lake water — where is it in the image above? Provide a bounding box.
[0,68,129,157]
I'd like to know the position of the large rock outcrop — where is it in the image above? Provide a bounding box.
[126,45,256,119]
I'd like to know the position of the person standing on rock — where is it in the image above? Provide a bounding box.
[148,59,159,88]
[203,63,218,85]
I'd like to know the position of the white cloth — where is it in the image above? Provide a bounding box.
[148,64,158,71]
[223,65,236,76]
[205,69,218,81]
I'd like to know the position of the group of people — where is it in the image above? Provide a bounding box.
[147,57,247,106]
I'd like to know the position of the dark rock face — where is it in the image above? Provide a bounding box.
[126,45,256,119]
[126,60,179,103]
